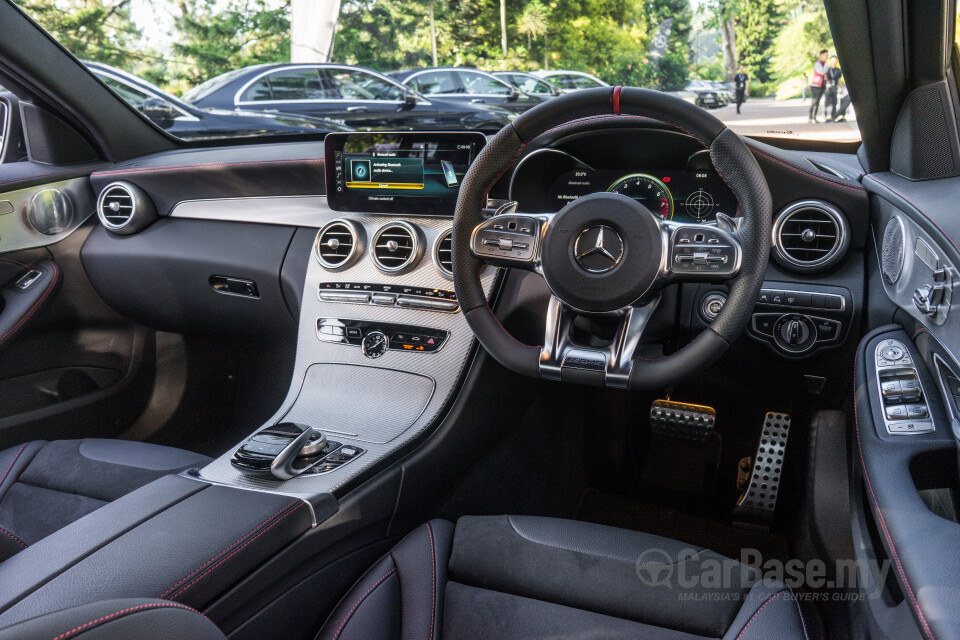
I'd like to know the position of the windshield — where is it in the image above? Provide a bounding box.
[12,0,858,143]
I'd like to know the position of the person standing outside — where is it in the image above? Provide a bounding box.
[734,65,749,114]
[808,49,829,123]
[824,56,843,121]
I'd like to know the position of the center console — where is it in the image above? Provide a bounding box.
[196,132,498,496]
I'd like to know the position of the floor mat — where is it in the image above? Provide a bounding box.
[574,488,790,562]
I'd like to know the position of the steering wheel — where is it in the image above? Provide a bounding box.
[452,86,772,390]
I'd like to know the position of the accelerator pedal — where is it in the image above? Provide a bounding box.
[733,412,791,530]
[649,399,717,443]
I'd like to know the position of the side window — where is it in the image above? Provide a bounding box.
[459,72,512,96]
[409,71,460,95]
[241,77,273,102]
[327,69,405,101]
[550,75,578,90]
[513,77,552,94]
[571,75,601,89]
[99,76,150,110]
[261,68,327,101]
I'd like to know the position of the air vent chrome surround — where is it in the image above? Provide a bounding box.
[772,200,849,272]
[96,181,156,235]
[315,219,365,270]
[432,228,454,279]
[372,221,424,274]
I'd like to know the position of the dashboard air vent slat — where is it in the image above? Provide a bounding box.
[96,182,156,235]
[372,222,424,274]
[772,201,849,272]
[315,220,364,270]
[433,229,454,278]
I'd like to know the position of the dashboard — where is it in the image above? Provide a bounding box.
[507,128,738,224]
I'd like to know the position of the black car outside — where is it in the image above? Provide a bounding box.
[85,62,352,141]
[389,67,548,114]
[183,63,515,134]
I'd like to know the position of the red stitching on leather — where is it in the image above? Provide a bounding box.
[735,589,790,640]
[868,175,960,256]
[51,602,209,640]
[94,157,323,178]
[159,499,301,598]
[0,443,27,488]
[167,501,307,600]
[331,567,397,640]
[0,527,26,549]
[427,522,437,640]
[0,262,60,346]
[0,258,30,269]
[853,330,936,640]
[745,142,866,194]
[0,163,107,188]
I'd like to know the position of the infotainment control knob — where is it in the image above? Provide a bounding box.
[361,330,388,359]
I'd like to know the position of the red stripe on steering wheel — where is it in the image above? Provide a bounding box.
[612,86,622,114]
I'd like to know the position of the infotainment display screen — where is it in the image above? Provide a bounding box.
[324,132,486,215]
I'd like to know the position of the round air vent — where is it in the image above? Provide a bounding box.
[372,222,424,274]
[433,228,453,278]
[315,219,365,270]
[25,188,73,235]
[772,200,849,272]
[881,217,905,285]
[96,182,156,235]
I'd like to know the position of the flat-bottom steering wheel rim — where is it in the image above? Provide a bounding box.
[451,86,772,390]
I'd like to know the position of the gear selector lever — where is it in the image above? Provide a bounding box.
[231,422,328,480]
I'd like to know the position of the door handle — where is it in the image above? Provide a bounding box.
[0,260,61,352]
[346,106,368,112]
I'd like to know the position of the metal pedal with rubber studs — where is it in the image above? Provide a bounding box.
[734,412,791,530]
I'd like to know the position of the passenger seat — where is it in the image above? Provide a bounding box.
[0,439,210,561]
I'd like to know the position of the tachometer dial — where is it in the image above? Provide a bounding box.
[606,174,674,220]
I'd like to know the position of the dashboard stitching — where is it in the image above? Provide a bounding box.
[745,142,865,194]
[0,163,108,188]
[92,157,323,178]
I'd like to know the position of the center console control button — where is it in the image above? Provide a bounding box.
[317,318,448,354]
[320,283,459,313]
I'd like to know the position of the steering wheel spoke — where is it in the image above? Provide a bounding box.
[658,219,742,284]
[540,295,661,388]
[470,212,553,273]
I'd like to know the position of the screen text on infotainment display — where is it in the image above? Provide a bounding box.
[325,132,486,215]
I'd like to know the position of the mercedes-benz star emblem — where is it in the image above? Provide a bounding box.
[574,225,624,273]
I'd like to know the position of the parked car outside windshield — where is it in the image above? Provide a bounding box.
[85,62,351,141]
[183,63,514,134]
[390,67,548,114]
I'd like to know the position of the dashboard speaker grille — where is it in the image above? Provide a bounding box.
[373,222,422,273]
[434,229,453,277]
[881,217,905,285]
[316,220,362,270]
[97,183,136,230]
[773,201,848,272]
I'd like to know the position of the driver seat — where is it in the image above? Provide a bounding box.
[315,515,810,640]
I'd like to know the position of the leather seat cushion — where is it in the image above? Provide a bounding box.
[317,515,811,640]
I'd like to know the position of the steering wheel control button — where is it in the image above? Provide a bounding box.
[471,215,540,264]
[771,314,817,354]
[573,226,623,273]
[361,331,388,359]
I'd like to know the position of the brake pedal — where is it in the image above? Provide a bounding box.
[733,412,791,530]
[649,399,717,443]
